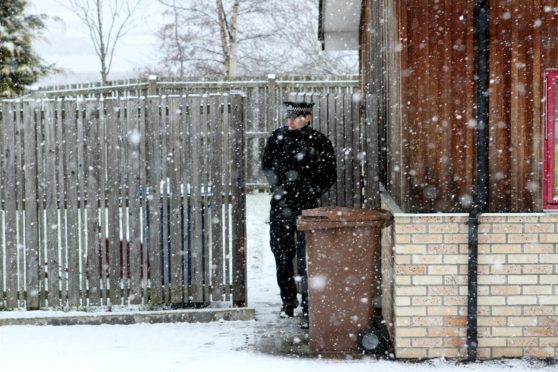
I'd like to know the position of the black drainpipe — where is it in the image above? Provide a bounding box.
[468,0,490,362]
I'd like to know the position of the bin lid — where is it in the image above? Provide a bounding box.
[299,206,393,225]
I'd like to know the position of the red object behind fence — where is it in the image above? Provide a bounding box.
[96,239,149,278]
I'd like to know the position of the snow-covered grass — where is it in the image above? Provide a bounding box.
[0,193,555,372]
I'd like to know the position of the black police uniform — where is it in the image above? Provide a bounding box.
[262,103,336,318]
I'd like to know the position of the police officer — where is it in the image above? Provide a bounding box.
[262,101,336,322]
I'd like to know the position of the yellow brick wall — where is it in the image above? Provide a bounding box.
[380,200,558,360]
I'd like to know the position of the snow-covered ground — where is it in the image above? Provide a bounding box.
[0,193,555,372]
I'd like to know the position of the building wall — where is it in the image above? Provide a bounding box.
[381,195,558,359]
[362,0,558,212]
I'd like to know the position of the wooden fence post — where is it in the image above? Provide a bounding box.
[23,100,40,309]
[65,98,81,307]
[85,99,101,306]
[267,74,277,131]
[168,95,184,306]
[145,95,163,306]
[231,94,247,307]
[44,99,62,308]
[3,101,19,309]
[127,98,143,305]
[148,75,158,96]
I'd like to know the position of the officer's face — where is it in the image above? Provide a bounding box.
[287,114,311,130]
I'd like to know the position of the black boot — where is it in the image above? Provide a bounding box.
[299,305,309,329]
[279,299,299,318]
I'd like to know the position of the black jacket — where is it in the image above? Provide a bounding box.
[262,125,336,210]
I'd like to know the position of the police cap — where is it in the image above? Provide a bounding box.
[284,101,315,118]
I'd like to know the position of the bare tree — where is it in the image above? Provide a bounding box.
[268,0,358,75]
[157,0,279,77]
[156,0,191,78]
[155,0,357,78]
[68,0,142,84]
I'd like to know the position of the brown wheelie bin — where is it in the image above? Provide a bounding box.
[297,207,393,354]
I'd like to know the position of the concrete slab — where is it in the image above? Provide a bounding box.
[0,308,255,326]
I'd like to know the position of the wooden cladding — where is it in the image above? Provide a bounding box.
[489,0,558,212]
[362,0,558,212]
[399,0,476,212]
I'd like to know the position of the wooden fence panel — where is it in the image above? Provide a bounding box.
[118,98,130,302]
[189,95,204,303]
[34,77,358,191]
[105,98,121,305]
[0,95,247,310]
[222,95,232,300]
[15,103,25,306]
[97,98,108,303]
[55,99,68,305]
[15,102,26,304]
[85,99,101,306]
[352,94,362,208]
[44,99,61,307]
[167,95,183,305]
[159,96,171,303]
[65,99,80,307]
[210,95,224,301]
[4,102,18,308]
[364,94,380,208]
[230,94,247,307]
[76,100,89,306]
[23,100,39,309]
[181,96,193,304]
[126,98,142,305]
[201,95,211,303]
[145,96,163,306]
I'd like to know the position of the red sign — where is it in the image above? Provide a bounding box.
[544,69,558,209]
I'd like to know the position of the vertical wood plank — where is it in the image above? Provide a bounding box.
[34,100,46,307]
[343,93,353,207]
[119,98,129,302]
[365,94,380,208]
[351,93,362,208]
[210,95,224,301]
[146,96,163,305]
[4,101,19,308]
[230,94,246,307]
[97,98,108,305]
[334,94,344,206]
[329,93,338,205]
[160,96,171,303]
[222,95,231,300]
[105,97,121,305]
[182,94,192,301]
[56,98,68,306]
[530,0,543,210]
[319,94,331,206]
[139,98,149,302]
[168,95,183,305]
[76,99,88,305]
[23,100,39,309]
[85,99,101,306]
[189,95,204,303]
[127,98,142,304]
[65,99,80,307]
[14,101,25,306]
[201,94,211,302]
[44,99,61,307]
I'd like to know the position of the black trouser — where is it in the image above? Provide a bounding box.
[269,203,309,313]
